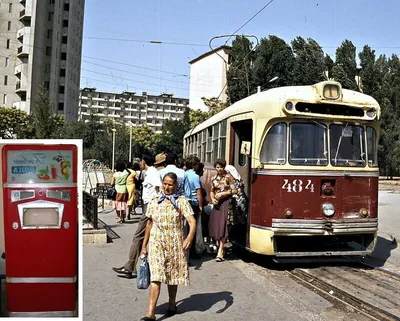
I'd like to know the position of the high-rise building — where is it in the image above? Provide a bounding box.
[0,0,85,121]
[79,88,189,134]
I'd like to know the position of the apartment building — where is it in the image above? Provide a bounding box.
[0,0,85,121]
[79,88,189,133]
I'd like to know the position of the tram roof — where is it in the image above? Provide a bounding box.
[184,82,380,139]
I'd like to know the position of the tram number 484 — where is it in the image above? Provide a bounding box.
[281,179,315,193]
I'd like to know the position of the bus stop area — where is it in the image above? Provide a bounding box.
[83,191,400,321]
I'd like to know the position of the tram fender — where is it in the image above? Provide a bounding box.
[249,226,275,255]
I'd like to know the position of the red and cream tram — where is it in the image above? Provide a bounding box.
[184,81,380,259]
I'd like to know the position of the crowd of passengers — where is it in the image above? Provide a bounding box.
[109,151,248,321]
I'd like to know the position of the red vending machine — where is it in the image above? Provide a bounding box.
[2,144,77,317]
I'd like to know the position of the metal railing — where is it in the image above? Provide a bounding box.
[83,191,98,229]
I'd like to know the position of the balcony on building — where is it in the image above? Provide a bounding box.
[14,62,28,77]
[15,81,27,95]
[19,8,32,25]
[17,45,29,58]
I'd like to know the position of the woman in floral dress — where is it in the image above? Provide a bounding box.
[209,159,238,262]
[140,172,196,321]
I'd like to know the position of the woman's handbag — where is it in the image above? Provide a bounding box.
[106,186,116,200]
[137,255,150,290]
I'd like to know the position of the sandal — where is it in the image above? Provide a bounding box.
[139,317,156,321]
[215,257,225,262]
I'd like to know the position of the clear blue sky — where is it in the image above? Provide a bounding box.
[81,0,400,98]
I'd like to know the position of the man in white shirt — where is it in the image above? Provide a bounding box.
[112,154,162,279]
[159,153,186,195]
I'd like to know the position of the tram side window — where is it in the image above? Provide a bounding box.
[330,124,365,167]
[212,123,219,161]
[367,127,378,167]
[197,132,202,160]
[260,123,287,164]
[290,122,328,166]
[206,127,212,162]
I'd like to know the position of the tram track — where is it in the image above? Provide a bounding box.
[287,263,400,321]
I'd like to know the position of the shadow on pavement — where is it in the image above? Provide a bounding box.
[155,291,234,320]
[368,235,398,267]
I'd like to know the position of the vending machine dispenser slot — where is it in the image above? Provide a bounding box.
[46,190,71,201]
[11,190,35,202]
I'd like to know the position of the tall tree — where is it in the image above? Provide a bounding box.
[32,85,65,138]
[226,35,255,104]
[358,45,378,95]
[332,40,358,90]
[251,35,295,91]
[291,37,326,85]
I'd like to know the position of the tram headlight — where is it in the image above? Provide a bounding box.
[322,202,335,217]
[285,101,294,111]
[359,208,369,218]
[366,109,376,118]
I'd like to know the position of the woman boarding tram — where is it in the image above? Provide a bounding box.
[183,80,380,260]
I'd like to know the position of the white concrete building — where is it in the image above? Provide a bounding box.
[188,45,231,112]
[0,0,85,121]
[79,88,189,134]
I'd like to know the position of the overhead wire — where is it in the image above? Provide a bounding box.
[224,0,276,45]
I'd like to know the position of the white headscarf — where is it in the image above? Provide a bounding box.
[225,165,241,181]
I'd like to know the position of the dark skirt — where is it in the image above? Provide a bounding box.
[209,199,229,240]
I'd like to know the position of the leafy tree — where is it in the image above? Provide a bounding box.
[0,107,30,138]
[189,109,208,128]
[358,45,378,95]
[202,97,229,117]
[291,37,326,85]
[252,35,295,91]
[226,35,255,104]
[333,40,358,90]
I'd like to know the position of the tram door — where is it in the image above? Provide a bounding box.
[229,120,253,245]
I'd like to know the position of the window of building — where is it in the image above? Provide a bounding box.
[48,12,54,21]
[60,68,66,77]
[64,3,70,11]
[46,46,52,56]
[7,21,11,31]
[63,20,68,27]
[58,103,64,111]
[3,94,7,105]
[62,36,67,44]
[61,52,67,60]
[59,86,65,94]
[5,57,9,67]
[47,29,53,39]
[4,76,8,86]
[49,0,55,4]
[9,3,12,13]
[44,81,50,90]
[6,39,10,49]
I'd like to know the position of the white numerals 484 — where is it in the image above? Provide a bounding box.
[282,179,315,193]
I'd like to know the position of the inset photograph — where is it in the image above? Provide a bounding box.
[0,139,82,318]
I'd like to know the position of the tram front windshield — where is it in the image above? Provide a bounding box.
[260,122,377,167]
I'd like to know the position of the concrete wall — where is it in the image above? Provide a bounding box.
[189,48,229,112]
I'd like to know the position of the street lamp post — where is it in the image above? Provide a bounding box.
[128,122,133,162]
[111,128,116,171]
